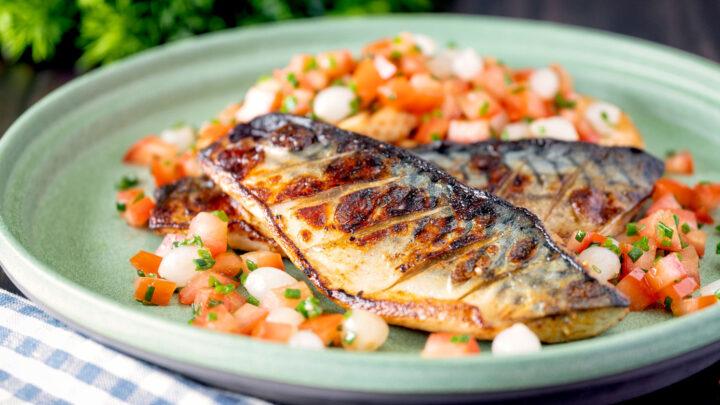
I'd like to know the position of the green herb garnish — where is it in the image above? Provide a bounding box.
[245,259,258,271]
[626,222,639,236]
[286,73,299,88]
[628,246,644,263]
[479,101,489,116]
[208,298,223,308]
[450,334,470,343]
[208,312,218,321]
[194,249,215,270]
[115,174,139,190]
[280,95,297,113]
[211,210,229,222]
[295,297,323,319]
[173,234,203,248]
[284,288,301,299]
[682,223,691,234]
[554,93,576,109]
[143,286,155,302]
[246,295,259,306]
[116,202,126,212]
[664,296,673,312]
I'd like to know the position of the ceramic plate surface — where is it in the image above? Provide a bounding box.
[2,15,720,401]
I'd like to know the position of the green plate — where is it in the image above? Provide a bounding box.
[2,15,720,402]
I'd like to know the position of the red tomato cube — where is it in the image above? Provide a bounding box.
[178,271,238,305]
[251,321,294,343]
[615,269,657,311]
[260,281,312,310]
[658,277,698,303]
[671,295,719,316]
[233,303,269,335]
[420,333,481,358]
[188,212,228,257]
[645,254,687,292]
[299,314,344,347]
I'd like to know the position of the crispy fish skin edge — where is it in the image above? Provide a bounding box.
[200,113,630,342]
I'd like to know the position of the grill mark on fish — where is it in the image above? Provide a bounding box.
[200,114,632,342]
[541,161,589,223]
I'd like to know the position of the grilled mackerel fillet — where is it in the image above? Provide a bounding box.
[414,140,664,239]
[150,176,281,253]
[199,114,630,342]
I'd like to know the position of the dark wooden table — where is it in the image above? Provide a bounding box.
[1,0,719,402]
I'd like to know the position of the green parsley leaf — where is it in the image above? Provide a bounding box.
[284,288,301,299]
[115,174,139,190]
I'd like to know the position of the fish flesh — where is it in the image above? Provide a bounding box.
[150,176,282,253]
[199,113,630,342]
[414,140,664,240]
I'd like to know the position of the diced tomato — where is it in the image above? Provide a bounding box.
[377,77,415,110]
[638,210,682,251]
[473,60,511,100]
[155,233,186,257]
[150,157,184,187]
[457,90,501,120]
[693,207,714,225]
[210,251,243,277]
[316,50,355,80]
[691,182,720,213]
[420,332,481,358]
[685,229,706,257]
[299,313,343,347]
[664,150,694,175]
[298,69,329,91]
[192,305,240,333]
[129,251,162,276]
[621,243,656,277]
[124,196,155,227]
[193,288,246,313]
[651,178,694,207]
[116,188,144,206]
[615,269,657,311]
[413,116,450,144]
[251,321,294,343]
[645,254,687,292]
[677,246,700,284]
[240,251,284,273]
[197,120,234,149]
[549,63,574,95]
[188,212,227,257]
[133,277,176,306]
[669,209,698,231]
[567,231,606,254]
[647,193,682,216]
[399,54,428,76]
[178,150,203,178]
[214,102,242,124]
[670,295,719,316]
[281,88,314,116]
[352,58,383,107]
[659,277,698,303]
[447,119,490,143]
[123,135,178,166]
[406,74,444,113]
[502,88,550,121]
[287,54,315,74]
[233,303,269,334]
[178,271,238,305]
[576,118,601,143]
[260,281,312,310]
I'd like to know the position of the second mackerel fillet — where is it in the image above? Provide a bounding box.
[200,114,629,342]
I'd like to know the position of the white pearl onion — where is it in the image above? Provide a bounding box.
[313,86,356,124]
[158,245,203,287]
[266,307,305,327]
[160,125,195,151]
[452,48,483,81]
[373,55,397,80]
[529,68,560,99]
[503,122,531,141]
[529,117,579,141]
[585,101,621,135]
[578,246,621,281]
[699,279,720,297]
[491,323,542,356]
[341,309,389,352]
[243,267,296,300]
[412,33,437,56]
[426,50,457,79]
[288,331,326,350]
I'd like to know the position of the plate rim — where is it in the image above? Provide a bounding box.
[2,13,720,395]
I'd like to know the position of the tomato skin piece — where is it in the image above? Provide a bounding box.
[615,269,657,311]
[233,303,270,335]
[413,116,449,144]
[116,188,144,205]
[124,196,155,227]
[421,332,481,358]
[210,251,243,277]
[647,193,682,216]
[123,135,178,166]
[299,313,344,347]
[251,321,294,343]
[197,121,234,149]
[193,288,246,313]
[671,295,719,316]
[188,212,228,257]
[693,207,714,225]
[677,246,700,284]
[352,58,383,107]
[178,150,203,178]
[658,277,698,303]
[260,281,312,310]
[502,88,550,121]
[129,251,163,276]
[638,210,682,251]
[192,305,241,333]
[150,157,185,187]
[133,277,176,306]
[377,77,415,110]
[645,254,687,292]
[178,271,238,305]
[407,74,444,113]
[651,178,694,207]
[691,182,720,212]
[664,150,694,175]
[621,243,655,278]
[684,229,706,257]
[240,251,284,274]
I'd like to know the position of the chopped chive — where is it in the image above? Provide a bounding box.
[245,259,258,271]
[280,95,297,113]
[144,286,155,302]
[602,238,621,255]
[554,93,576,109]
[422,113,430,123]
[388,93,397,100]
[211,210,229,222]
[575,230,586,242]
[675,253,683,262]
[654,257,661,264]
[626,222,639,236]
[136,269,145,277]
[431,132,441,141]
[240,273,249,286]
[284,288,301,299]
[173,234,203,248]
[132,192,145,204]
[343,331,357,345]
[592,265,602,274]
[295,297,323,319]
[479,101,489,116]
[208,298,223,308]
[500,130,509,141]
[682,223,691,234]
[511,85,525,94]
[628,246,644,263]
[286,73,299,88]
[194,249,215,270]
[208,275,220,288]
[446,40,457,49]
[661,239,672,248]
[116,202,126,212]
[657,221,674,239]
[246,295,260,306]
[343,310,353,320]
[349,97,360,114]
[664,296,673,312]
[191,303,201,317]
[328,55,337,67]
[634,236,650,252]
[390,50,402,60]
[715,289,720,300]
[215,283,236,295]
[665,149,676,157]
[208,312,218,321]
[348,82,358,93]
[715,225,720,233]
[303,57,318,72]
[450,334,470,343]
[716,242,720,255]
[503,74,512,85]
[673,214,680,229]
[115,174,139,190]
[433,109,442,117]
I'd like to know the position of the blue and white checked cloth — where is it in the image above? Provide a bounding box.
[0,290,269,405]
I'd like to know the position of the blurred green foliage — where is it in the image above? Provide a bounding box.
[0,0,435,69]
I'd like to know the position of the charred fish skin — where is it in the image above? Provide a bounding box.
[150,176,282,253]
[414,140,664,239]
[200,113,629,342]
